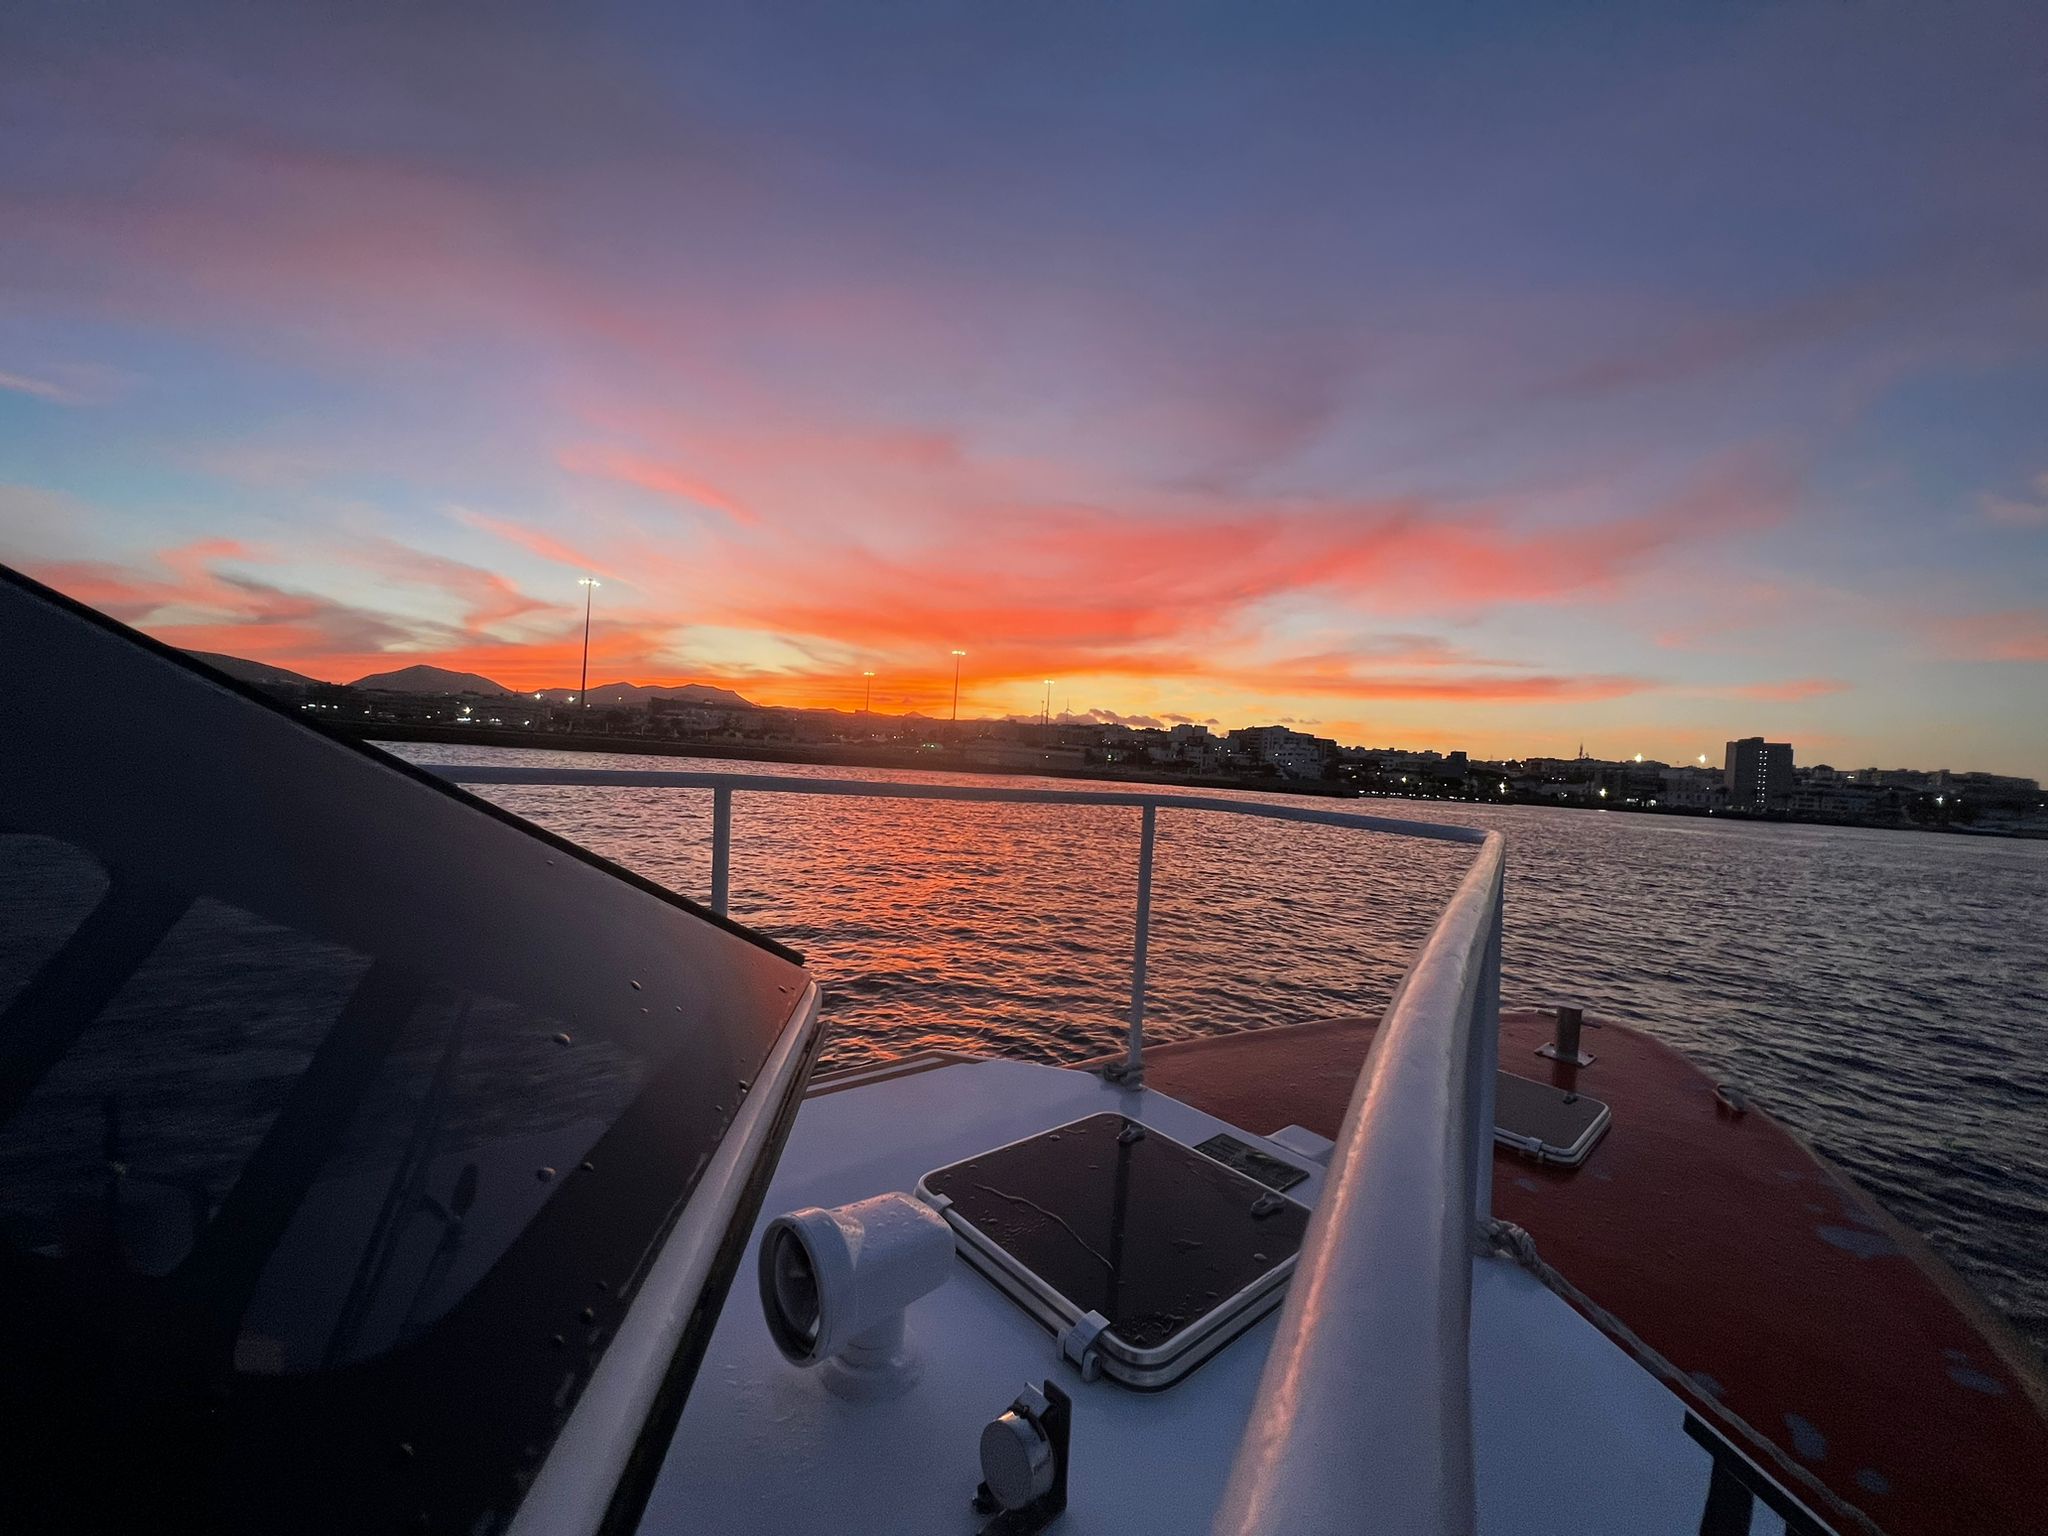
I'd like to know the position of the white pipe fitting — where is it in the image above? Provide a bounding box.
[757,1192,954,1398]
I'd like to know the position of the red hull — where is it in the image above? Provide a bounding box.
[1121,1010,2048,1536]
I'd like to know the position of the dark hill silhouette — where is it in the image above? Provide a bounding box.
[186,650,327,688]
[350,664,513,696]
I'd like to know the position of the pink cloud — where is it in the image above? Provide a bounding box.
[451,507,618,578]
[1931,610,2048,663]
[1982,473,2048,529]
[557,445,755,525]
[1718,678,1852,702]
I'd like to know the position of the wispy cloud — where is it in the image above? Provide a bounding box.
[1929,609,2048,664]
[557,445,756,525]
[1982,472,2048,530]
[0,368,91,405]
[450,507,619,579]
[1714,678,1852,703]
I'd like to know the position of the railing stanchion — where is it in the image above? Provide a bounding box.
[1116,802,1157,1086]
[711,786,732,916]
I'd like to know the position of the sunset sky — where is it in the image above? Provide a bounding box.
[3,3,2045,774]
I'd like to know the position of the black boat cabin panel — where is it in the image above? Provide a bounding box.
[0,566,818,1534]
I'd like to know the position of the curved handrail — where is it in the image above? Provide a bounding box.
[1212,830,1504,1536]
[430,760,1506,1532]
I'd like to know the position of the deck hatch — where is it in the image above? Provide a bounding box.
[918,1112,1309,1389]
[1493,1072,1611,1166]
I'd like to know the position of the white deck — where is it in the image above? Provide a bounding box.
[642,1059,1763,1535]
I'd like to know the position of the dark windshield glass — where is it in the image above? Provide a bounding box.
[0,568,816,1534]
[0,833,108,1011]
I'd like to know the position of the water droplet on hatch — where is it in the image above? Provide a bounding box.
[552,1032,572,1046]
[629,979,643,991]
[536,1166,557,1183]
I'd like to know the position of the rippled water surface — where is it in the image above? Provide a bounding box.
[395,743,2048,1358]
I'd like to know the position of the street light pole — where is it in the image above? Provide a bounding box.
[1043,679,1053,728]
[950,649,967,723]
[577,577,600,714]
[862,670,874,715]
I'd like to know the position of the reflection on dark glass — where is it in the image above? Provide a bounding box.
[0,567,813,1535]
[0,899,367,1273]
[0,834,108,1013]
[926,1113,1309,1350]
[240,988,653,1372]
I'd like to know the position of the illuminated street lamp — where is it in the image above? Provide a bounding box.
[950,650,967,722]
[577,577,601,715]
[862,670,875,714]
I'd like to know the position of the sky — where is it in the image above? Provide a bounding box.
[2,2,2045,775]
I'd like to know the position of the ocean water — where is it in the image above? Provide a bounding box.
[393,743,2048,1360]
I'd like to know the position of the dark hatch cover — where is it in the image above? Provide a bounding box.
[924,1113,1309,1353]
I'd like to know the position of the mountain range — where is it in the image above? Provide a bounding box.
[185,652,755,709]
[187,651,328,689]
[351,663,515,696]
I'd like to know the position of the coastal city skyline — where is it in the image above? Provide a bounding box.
[37,586,2047,781]
[3,5,2045,778]
[192,642,2041,826]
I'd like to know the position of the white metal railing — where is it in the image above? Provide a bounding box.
[1213,828,1504,1536]
[428,765,1487,1086]
[429,763,1505,1533]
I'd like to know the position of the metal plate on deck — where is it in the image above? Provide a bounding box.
[918,1113,1309,1389]
[1194,1133,1309,1193]
[1494,1072,1611,1166]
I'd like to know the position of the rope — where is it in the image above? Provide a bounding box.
[1476,1217,1886,1536]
